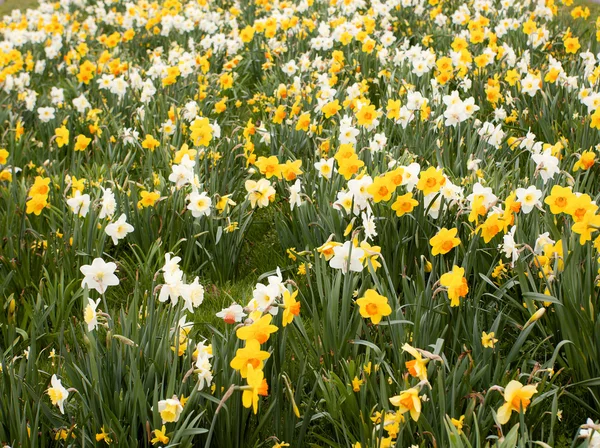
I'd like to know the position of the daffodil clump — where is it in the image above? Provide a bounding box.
[1,0,600,445]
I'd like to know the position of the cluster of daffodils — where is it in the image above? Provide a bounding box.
[158,254,214,388]
[2,0,600,444]
[216,268,300,413]
[159,254,205,313]
[25,176,51,216]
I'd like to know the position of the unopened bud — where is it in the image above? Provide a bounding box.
[524,307,546,329]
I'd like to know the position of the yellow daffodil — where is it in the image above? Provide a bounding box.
[389,387,421,422]
[497,380,538,424]
[356,289,392,324]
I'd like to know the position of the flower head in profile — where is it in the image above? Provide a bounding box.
[216,304,246,324]
[181,277,204,313]
[573,151,596,172]
[195,350,213,391]
[47,374,69,414]
[96,426,112,444]
[242,364,267,414]
[282,289,301,327]
[74,134,92,152]
[157,396,184,423]
[481,331,498,348]
[84,298,101,331]
[317,241,342,261]
[402,343,428,380]
[151,425,169,445]
[54,126,69,148]
[451,415,465,434]
[439,265,468,307]
[579,418,600,445]
[80,258,119,294]
[99,187,116,219]
[288,179,304,211]
[216,194,236,214]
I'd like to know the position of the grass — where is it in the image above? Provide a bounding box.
[198,206,287,329]
[0,0,37,16]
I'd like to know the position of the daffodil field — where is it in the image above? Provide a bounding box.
[3,0,600,446]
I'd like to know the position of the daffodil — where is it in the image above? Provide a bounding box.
[356,289,392,324]
[245,179,276,208]
[451,415,465,434]
[255,156,282,179]
[351,376,363,392]
[242,365,265,414]
[282,289,301,326]
[84,298,101,331]
[322,99,341,118]
[391,192,419,217]
[572,210,600,244]
[157,396,183,423]
[151,426,169,445]
[356,104,378,127]
[402,343,428,380]
[141,134,160,151]
[230,339,270,378]
[236,314,279,344]
[574,151,596,171]
[189,117,213,146]
[74,134,91,151]
[430,227,461,256]
[47,374,69,414]
[55,126,70,148]
[416,167,446,196]
[367,176,394,203]
[80,258,119,294]
[138,190,161,208]
[389,387,421,422]
[105,213,134,245]
[95,426,112,444]
[481,331,498,348]
[439,265,469,307]
[497,380,538,424]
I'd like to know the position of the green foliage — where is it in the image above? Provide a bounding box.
[1,0,600,446]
